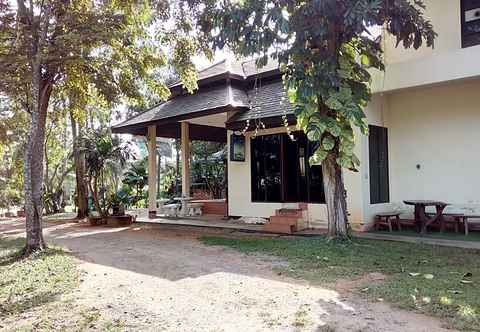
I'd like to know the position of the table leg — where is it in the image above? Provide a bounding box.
[417,206,431,235]
[414,205,424,233]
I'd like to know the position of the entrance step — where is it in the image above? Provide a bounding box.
[275,209,303,218]
[270,215,301,225]
[264,209,309,234]
[264,222,296,234]
[310,220,328,230]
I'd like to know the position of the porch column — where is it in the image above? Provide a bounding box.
[181,122,190,197]
[147,125,157,218]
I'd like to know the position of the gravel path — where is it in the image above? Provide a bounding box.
[1,221,455,332]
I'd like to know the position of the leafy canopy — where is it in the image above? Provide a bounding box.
[192,0,435,169]
[0,0,209,117]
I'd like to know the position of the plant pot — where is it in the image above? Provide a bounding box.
[105,215,134,227]
[88,216,104,226]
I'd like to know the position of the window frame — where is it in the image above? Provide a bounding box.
[369,125,390,205]
[461,0,480,48]
[250,132,326,204]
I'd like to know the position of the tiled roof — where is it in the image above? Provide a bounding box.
[227,81,294,124]
[113,84,249,129]
[112,57,293,133]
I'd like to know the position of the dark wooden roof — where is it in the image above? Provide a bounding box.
[112,58,295,138]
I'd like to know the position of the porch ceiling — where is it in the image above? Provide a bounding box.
[113,122,227,143]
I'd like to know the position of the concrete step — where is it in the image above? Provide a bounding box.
[264,222,296,234]
[275,208,303,218]
[310,220,328,230]
[281,203,308,210]
[270,215,301,225]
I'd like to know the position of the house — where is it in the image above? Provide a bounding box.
[112,0,480,231]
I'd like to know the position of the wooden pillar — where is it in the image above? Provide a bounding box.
[147,125,157,218]
[181,122,190,197]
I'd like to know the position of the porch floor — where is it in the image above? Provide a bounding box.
[136,214,333,235]
[134,215,480,249]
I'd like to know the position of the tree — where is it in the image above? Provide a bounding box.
[0,0,206,253]
[192,0,436,238]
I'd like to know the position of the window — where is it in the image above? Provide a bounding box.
[461,0,480,48]
[369,125,390,204]
[251,132,325,203]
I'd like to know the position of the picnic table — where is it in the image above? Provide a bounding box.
[403,200,448,235]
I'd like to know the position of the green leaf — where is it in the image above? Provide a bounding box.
[322,136,335,151]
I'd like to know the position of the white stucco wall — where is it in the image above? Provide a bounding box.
[386,78,480,205]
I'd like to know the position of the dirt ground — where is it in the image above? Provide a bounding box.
[0,220,455,332]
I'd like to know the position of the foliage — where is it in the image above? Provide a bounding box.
[0,0,209,250]
[83,129,133,217]
[201,235,480,331]
[0,100,27,210]
[191,141,226,199]
[122,158,148,208]
[159,162,178,199]
[43,109,74,215]
[191,0,436,237]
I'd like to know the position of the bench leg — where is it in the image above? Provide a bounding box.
[387,216,393,233]
[464,217,469,236]
[396,215,401,231]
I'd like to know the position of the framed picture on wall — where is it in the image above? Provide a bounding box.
[230,134,245,162]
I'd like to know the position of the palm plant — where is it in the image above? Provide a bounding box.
[82,129,132,217]
[122,158,148,207]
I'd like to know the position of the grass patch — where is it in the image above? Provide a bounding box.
[0,236,121,331]
[200,235,480,331]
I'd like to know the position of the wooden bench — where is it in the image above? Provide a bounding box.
[375,212,401,232]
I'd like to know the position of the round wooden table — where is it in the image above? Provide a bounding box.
[403,200,448,235]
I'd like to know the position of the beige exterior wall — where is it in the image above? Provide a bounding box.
[362,78,480,226]
[371,0,480,93]
[386,78,480,205]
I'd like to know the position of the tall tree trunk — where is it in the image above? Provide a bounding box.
[70,111,88,219]
[24,62,51,253]
[322,153,349,238]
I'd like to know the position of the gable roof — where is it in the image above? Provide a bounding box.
[112,57,295,135]
[113,84,250,131]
